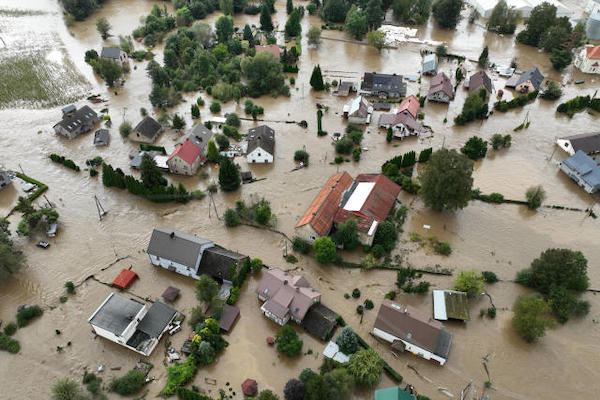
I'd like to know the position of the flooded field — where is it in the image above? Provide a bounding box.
[0,0,599,399]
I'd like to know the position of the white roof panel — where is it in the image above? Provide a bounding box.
[343,182,375,211]
[433,290,448,320]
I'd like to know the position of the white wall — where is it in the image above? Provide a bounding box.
[149,253,203,280]
[247,147,273,163]
[373,327,447,365]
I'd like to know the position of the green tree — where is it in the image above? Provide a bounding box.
[525,185,545,210]
[323,0,350,23]
[223,208,240,227]
[51,378,83,400]
[454,269,485,298]
[94,58,123,87]
[336,218,359,250]
[550,49,572,71]
[275,324,303,357]
[336,326,359,354]
[196,341,216,365]
[96,17,111,40]
[241,51,287,97]
[373,219,397,251]
[258,389,280,400]
[366,0,385,30]
[367,31,386,52]
[478,46,488,68]
[419,149,474,211]
[285,9,302,37]
[461,136,488,160]
[283,379,305,400]
[215,15,234,43]
[308,26,321,46]
[344,6,368,40]
[119,121,132,137]
[393,0,432,24]
[347,349,384,388]
[287,0,294,14]
[314,236,336,264]
[219,0,234,15]
[386,128,393,142]
[518,249,589,295]
[218,157,241,191]
[191,104,200,118]
[140,154,167,189]
[214,134,230,151]
[172,113,186,130]
[0,219,24,280]
[512,294,555,342]
[195,274,219,303]
[192,21,215,48]
[454,88,489,125]
[540,80,562,100]
[516,2,557,46]
[225,113,241,128]
[176,6,193,26]
[432,0,463,29]
[487,0,519,34]
[260,4,274,32]
[310,65,325,91]
[207,140,220,163]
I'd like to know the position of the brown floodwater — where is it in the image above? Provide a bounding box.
[0,0,599,399]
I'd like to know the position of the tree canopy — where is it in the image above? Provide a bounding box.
[432,0,463,29]
[346,349,384,388]
[454,269,485,298]
[336,218,359,250]
[218,157,241,191]
[344,6,368,40]
[260,4,274,32]
[0,218,24,280]
[393,0,432,25]
[276,324,303,357]
[195,274,219,303]
[310,65,325,91]
[285,9,302,37]
[283,379,305,400]
[518,249,589,295]
[314,237,337,264]
[512,294,555,342]
[487,0,519,34]
[241,52,288,97]
[336,326,359,354]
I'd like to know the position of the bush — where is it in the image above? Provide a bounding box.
[49,154,80,172]
[430,237,452,255]
[3,322,17,336]
[292,237,310,254]
[482,271,498,283]
[335,137,354,154]
[487,307,497,318]
[336,326,359,354]
[16,305,43,327]
[513,294,555,342]
[384,291,396,300]
[51,379,82,400]
[364,299,374,309]
[334,155,344,164]
[294,150,309,166]
[525,185,545,210]
[461,136,488,160]
[276,325,303,357]
[351,288,361,298]
[109,369,146,395]
[188,306,205,328]
[418,148,433,163]
[356,305,364,315]
[454,270,484,298]
[352,147,362,161]
[64,281,75,295]
[224,208,240,227]
[225,113,241,128]
[0,334,20,353]
[347,349,384,388]
[119,121,132,137]
[371,244,384,258]
[210,101,221,113]
[313,237,336,264]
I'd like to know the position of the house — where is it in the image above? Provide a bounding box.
[100,47,128,66]
[467,0,572,18]
[255,268,321,326]
[422,54,438,76]
[88,292,178,356]
[586,0,600,15]
[246,125,275,163]
[131,116,163,143]
[53,105,98,139]
[374,387,416,400]
[130,151,165,170]
[559,150,600,194]
[147,228,247,282]
[93,129,110,146]
[255,44,282,59]
[360,72,407,99]
[427,72,454,103]
[295,172,401,245]
[373,300,453,365]
[378,95,426,139]
[556,132,600,161]
[586,12,600,41]
[505,67,544,92]
[334,81,357,97]
[575,45,600,75]
[373,102,391,111]
[433,290,470,321]
[0,170,12,190]
[167,138,203,175]
[343,96,373,125]
[467,71,493,95]
[183,123,213,150]
[301,303,339,340]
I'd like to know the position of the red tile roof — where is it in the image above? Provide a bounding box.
[256,45,282,59]
[296,172,353,236]
[241,379,258,396]
[168,138,202,165]
[397,95,420,119]
[586,46,600,59]
[112,269,138,289]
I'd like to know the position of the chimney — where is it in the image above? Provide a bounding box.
[283,280,288,285]
[170,232,175,239]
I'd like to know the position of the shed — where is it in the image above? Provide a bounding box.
[241,379,258,397]
[161,286,180,303]
[112,269,138,289]
[219,304,240,332]
[433,290,470,321]
[374,387,416,400]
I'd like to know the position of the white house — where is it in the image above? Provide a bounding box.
[373,300,453,366]
[88,293,178,356]
[343,96,373,125]
[246,125,275,163]
[556,132,600,161]
[574,45,600,75]
[167,138,203,175]
[560,150,600,194]
[100,47,128,67]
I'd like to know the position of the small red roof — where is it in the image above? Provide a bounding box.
[586,46,600,60]
[168,139,202,166]
[112,269,138,289]
[241,379,258,396]
[256,45,282,59]
[397,95,420,119]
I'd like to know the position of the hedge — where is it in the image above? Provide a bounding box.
[16,173,48,202]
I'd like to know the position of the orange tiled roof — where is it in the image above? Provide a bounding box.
[586,46,600,60]
[397,95,420,119]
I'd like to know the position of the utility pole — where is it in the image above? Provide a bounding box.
[18,163,25,175]
[94,195,107,220]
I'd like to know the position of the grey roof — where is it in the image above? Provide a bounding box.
[183,123,213,149]
[134,116,162,140]
[94,129,110,146]
[88,293,144,336]
[428,72,454,99]
[54,105,98,133]
[301,303,339,341]
[516,67,544,90]
[560,132,600,155]
[361,72,407,96]
[0,171,11,187]
[199,246,247,281]
[101,47,122,59]
[61,104,76,114]
[563,150,600,188]
[587,12,600,40]
[247,125,275,155]
[468,71,493,94]
[130,151,162,169]
[422,54,438,74]
[147,228,213,269]
[136,301,176,338]
[434,329,453,359]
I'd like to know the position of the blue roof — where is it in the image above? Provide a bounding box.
[374,387,415,400]
[423,54,437,73]
[563,150,600,188]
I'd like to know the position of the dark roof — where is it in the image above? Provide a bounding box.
[247,125,275,155]
[88,293,144,335]
[219,304,240,332]
[373,102,391,111]
[101,47,122,59]
[0,171,11,186]
[561,132,600,154]
[61,104,76,114]
[361,72,407,96]
[136,301,177,338]
[54,106,98,133]
[517,67,544,89]
[468,71,493,94]
[94,129,110,145]
[147,228,213,269]
[301,303,339,341]
[198,246,247,281]
[183,123,213,149]
[162,286,180,302]
[134,116,162,139]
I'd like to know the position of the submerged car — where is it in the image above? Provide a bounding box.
[36,241,50,249]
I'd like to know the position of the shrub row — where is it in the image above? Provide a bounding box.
[49,154,80,172]
[494,90,538,112]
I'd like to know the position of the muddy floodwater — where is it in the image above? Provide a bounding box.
[1,0,599,399]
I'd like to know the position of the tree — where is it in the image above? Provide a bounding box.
[373,219,398,251]
[308,26,321,46]
[119,121,132,137]
[207,140,220,163]
[323,0,350,23]
[487,0,519,34]
[461,136,488,160]
[516,2,557,47]
[196,341,216,365]
[518,249,589,295]
[285,9,302,37]
[224,208,240,227]
[419,149,473,211]
[260,4,274,32]
[283,379,305,400]
[0,219,24,280]
[386,128,393,142]
[454,88,489,125]
[96,17,111,40]
[478,46,488,68]
[512,294,555,342]
[336,218,359,250]
[347,349,384,388]
[215,15,234,43]
[51,378,83,400]
[310,65,325,91]
[218,157,241,191]
[225,113,241,128]
[258,390,280,400]
[287,0,294,14]
[176,7,193,26]
[367,31,386,52]
[140,154,167,189]
[61,0,97,21]
[366,0,385,30]
[214,134,230,151]
[336,326,359,354]
[275,324,303,357]
[191,104,200,118]
[393,0,432,24]
[335,137,354,154]
[540,80,562,100]
[454,269,485,298]
[192,21,215,48]
[432,0,463,29]
[550,49,572,71]
[195,274,219,303]
[435,43,447,57]
[314,237,336,264]
[94,58,123,87]
[344,6,368,40]
[525,185,545,210]
[294,150,309,165]
[172,114,186,130]
[240,52,287,97]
